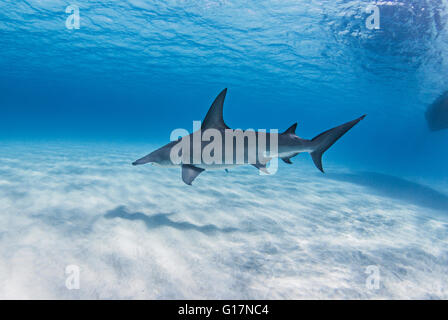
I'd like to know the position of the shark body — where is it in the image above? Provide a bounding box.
[133,89,365,185]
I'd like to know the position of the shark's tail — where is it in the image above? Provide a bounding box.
[310,115,366,172]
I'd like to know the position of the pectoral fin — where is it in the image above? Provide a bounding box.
[182,165,205,185]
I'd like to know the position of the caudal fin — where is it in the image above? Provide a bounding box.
[310,115,366,173]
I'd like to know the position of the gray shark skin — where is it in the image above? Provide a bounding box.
[133,88,366,185]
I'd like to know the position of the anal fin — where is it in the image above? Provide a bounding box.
[281,152,301,164]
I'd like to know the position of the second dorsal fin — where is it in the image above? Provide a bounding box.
[201,88,229,130]
[282,123,297,135]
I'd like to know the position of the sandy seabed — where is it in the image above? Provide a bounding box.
[0,142,446,299]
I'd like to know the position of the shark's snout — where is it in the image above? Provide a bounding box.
[132,154,154,166]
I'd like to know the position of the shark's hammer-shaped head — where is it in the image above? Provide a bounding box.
[132,142,176,167]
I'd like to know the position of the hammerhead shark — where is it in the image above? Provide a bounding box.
[133,89,365,185]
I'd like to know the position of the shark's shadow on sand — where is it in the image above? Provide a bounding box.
[104,206,238,234]
[327,172,448,213]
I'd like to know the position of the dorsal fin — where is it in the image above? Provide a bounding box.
[282,123,297,135]
[201,88,229,130]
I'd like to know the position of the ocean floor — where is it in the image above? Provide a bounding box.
[0,142,447,299]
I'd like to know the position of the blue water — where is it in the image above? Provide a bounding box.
[1,0,448,177]
[0,0,447,299]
